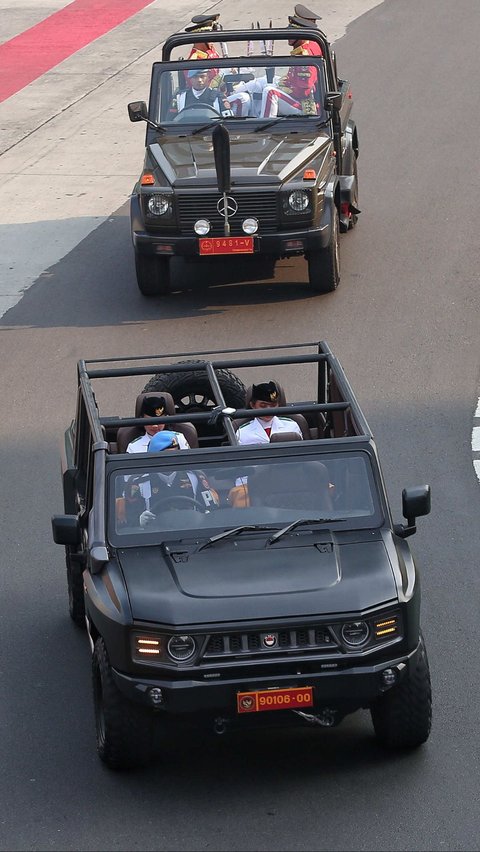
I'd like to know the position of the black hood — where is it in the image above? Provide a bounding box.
[148,130,331,187]
[117,539,398,626]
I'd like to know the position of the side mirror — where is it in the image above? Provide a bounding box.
[128,101,148,123]
[324,91,342,112]
[393,485,431,538]
[51,514,81,546]
[403,485,431,521]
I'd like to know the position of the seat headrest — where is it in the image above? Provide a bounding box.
[269,431,303,443]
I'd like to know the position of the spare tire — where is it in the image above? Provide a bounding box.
[142,361,246,442]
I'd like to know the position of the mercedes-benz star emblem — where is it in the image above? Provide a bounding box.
[217,196,238,217]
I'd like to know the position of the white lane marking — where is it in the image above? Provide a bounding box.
[473,402,480,483]
[473,426,480,452]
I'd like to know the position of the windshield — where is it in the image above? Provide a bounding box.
[108,451,382,545]
[151,60,326,126]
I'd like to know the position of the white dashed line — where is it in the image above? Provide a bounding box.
[473,399,480,483]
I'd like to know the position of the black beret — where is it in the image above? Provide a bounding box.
[141,396,166,417]
[251,381,280,403]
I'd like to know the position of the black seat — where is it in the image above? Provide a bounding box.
[116,391,199,453]
[269,431,303,443]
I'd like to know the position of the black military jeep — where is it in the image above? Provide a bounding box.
[127,26,359,296]
[52,342,431,770]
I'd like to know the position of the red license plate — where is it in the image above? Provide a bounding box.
[199,237,254,255]
[237,686,313,714]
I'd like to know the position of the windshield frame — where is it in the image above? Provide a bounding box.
[106,443,386,548]
[147,55,329,137]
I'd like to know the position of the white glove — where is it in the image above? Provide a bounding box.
[139,510,156,528]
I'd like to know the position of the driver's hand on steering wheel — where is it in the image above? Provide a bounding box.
[139,510,156,528]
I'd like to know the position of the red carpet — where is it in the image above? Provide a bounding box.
[0,0,157,102]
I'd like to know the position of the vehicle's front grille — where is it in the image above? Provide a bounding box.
[203,626,336,661]
[177,191,278,235]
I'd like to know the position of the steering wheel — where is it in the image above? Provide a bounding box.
[152,495,208,512]
[172,103,222,122]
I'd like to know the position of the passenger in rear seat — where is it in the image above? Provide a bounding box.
[126,395,190,453]
[235,381,304,444]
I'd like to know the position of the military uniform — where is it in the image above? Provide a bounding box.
[126,431,189,454]
[174,84,226,114]
[126,431,190,505]
[260,62,319,117]
[236,415,303,445]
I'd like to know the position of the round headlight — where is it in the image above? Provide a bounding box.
[288,190,309,212]
[148,194,171,216]
[167,635,196,661]
[242,217,258,235]
[341,621,370,646]
[194,219,211,235]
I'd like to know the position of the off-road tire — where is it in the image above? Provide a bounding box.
[370,637,432,749]
[135,253,170,297]
[142,361,246,412]
[307,206,340,293]
[66,547,85,628]
[92,637,155,770]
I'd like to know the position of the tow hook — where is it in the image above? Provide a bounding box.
[213,716,228,735]
[293,708,337,727]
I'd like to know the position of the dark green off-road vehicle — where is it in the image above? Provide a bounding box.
[52,343,431,770]
[127,26,359,296]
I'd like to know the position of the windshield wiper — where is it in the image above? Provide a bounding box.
[197,524,278,551]
[254,117,292,132]
[267,517,346,545]
[191,120,220,136]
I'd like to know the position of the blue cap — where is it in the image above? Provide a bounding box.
[187,68,209,78]
[148,431,179,452]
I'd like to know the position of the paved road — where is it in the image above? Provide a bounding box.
[0,1,480,851]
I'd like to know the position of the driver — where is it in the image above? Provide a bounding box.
[138,430,219,527]
[168,69,233,118]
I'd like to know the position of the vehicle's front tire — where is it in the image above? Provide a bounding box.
[370,636,432,749]
[307,206,340,293]
[135,253,170,296]
[66,547,85,628]
[92,637,155,770]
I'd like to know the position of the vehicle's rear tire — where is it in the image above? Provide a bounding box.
[307,206,340,293]
[92,637,155,770]
[370,636,432,749]
[135,253,170,296]
[66,547,85,628]
[142,360,246,412]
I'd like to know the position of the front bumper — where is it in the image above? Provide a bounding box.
[132,227,332,259]
[111,644,419,717]
[131,194,335,260]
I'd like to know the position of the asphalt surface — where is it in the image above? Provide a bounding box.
[1,1,480,851]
